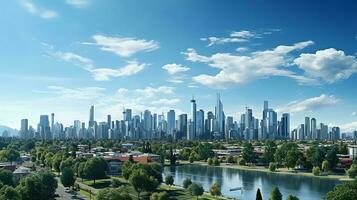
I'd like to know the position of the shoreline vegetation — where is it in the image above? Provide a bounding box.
[170,161,353,181]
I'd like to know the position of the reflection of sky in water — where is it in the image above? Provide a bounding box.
[163,165,341,200]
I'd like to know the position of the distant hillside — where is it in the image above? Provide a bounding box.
[0,125,18,137]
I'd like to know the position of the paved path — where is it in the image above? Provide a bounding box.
[55,178,89,200]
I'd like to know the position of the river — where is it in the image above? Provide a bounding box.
[163,165,341,200]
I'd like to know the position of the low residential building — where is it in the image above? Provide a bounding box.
[13,166,31,184]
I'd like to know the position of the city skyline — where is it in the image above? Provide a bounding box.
[1,0,357,132]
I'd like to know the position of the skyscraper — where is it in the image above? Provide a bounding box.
[39,115,51,140]
[190,96,197,139]
[215,93,225,135]
[143,110,152,139]
[51,113,54,133]
[196,109,204,138]
[305,117,311,140]
[311,118,317,140]
[89,105,94,127]
[167,110,175,136]
[280,113,290,139]
[178,114,187,140]
[20,119,28,139]
[107,115,112,129]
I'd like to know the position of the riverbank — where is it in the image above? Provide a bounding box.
[174,160,352,181]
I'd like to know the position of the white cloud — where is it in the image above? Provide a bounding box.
[52,51,145,80]
[294,48,357,83]
[45,86,105,100]
[21,1,57,19]
[340,121,357,132]
[200,30,261,46]
[167,76,184,84]
[352,111,356,116]
[84,35,159,57]
[162,63,190,74]
[89,61,146,81]
[151,98,180,106]
[183,41,315,88]
[135,86,174,98]
[236,47,249,52]
[276,94,338,114]
[65,0,90,8]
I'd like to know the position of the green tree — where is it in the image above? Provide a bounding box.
[129,169,159,199]
[0,169,13,186]
[0,185,20,200]
[111,178,121,188]
[269,162,277,172]
[60,167,75,188]
[242,142,255,163]
[213,157,220,166]
[60,157,74,172]
[209,182,221,196]
[207,158,213,165]
[150,192,169,200]
[286,194,299,200]
[227,155,235,164]
[322,160,330,172]
[347,164,357,179]
[97,188,132,200]
[256,188,263,200]
[263,140,277,164]
[325,180,357,200]
[238,158,246,166]
[269,187,282,200]
[77,162,86,181]
[84,157,108,184]
[51,153,62,172]
[285,148,302,169]
[165,175,174,186]
[312,166,321,176]
[325,147,338,170]
[189,153,195,163]
[0,149,20,164]
[188,183,204,200]
[183,178,192,189]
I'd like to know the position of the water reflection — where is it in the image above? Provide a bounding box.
[164,165,340,200]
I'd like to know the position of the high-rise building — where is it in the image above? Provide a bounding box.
[107,115,112,129]
[205,111,214,139]
[280,113,290,139]
[311,118,317,140]
[331,127,340,141]
[20,119,29,139]
[225,116,234,139]
[304,117,311,140]
[39,115,51,140]
[51,113,54,133]
[143,110,152,139]
[262,101,278,139]
[167,110,175,136]
[215,93,225,135]
[190,97,197,139]
[178,114,187,139]
[89,105,94,127]
[196,109,204,138]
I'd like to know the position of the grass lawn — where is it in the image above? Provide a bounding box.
[79,176,227,200]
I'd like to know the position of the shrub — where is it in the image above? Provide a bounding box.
[111,178,121,188]
[312,166,321,176]
[347,164,357,179]
[150,192,169,200]
[238,158,246,166]
[207,158,213,165]
[165,175,174,186]
[209,182,221,196]
[269,162,277,172]
[213,157,220,166]
[227,156,235,164]
[183,178,192,189]
[322,160,330,172]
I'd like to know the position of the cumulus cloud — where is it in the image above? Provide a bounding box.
[65,0,90,8]
[183,40,315,88]
[200,30,259,46]
[236,47,249,52]
[162,63,190,74]
[84,35,159,57]
[294,48,357,83]
[276,94,338,114]
[21,1,57,19]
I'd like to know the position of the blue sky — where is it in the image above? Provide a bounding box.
[1,0,357,131]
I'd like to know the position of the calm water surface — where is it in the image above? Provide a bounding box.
[163,165,341,200]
